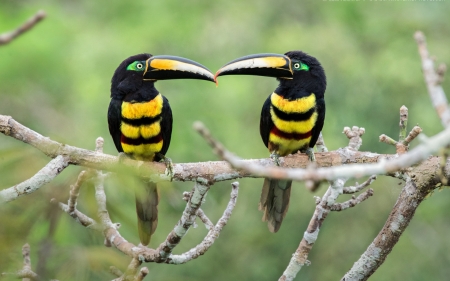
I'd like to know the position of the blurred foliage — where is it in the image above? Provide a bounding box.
[1,0,450,280]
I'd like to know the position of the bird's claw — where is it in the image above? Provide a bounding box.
[157,153,174,181]
[270,152,281,166]
[304,147,316,162]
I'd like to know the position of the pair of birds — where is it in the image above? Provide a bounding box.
[108,51,327,246]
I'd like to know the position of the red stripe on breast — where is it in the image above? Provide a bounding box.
[120,134,163,145]
[270,126,312,140]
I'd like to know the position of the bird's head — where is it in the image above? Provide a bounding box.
[111,53,215,98]
[214,51,326,95]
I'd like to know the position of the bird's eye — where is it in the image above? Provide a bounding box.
[294,63,300,69]
[127,61,146,71]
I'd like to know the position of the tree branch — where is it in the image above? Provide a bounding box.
[341,157,442,280]
[194,120,450,182]
[1,243,57,281]
[0,155,69,204]
[0,10,46,45]
[168,182,239,264]
[414,31,449,128]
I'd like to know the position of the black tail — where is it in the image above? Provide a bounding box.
[135,181,159,246]
[259,178,292,233]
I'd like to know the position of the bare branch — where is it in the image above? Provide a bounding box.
[0,155,69,204]
[342,147,444,280]
[379,134,397,146]
[414,31,450,128]
[343,126,365,150]
[1,244,53,281]
[398,105,408,142]
[379,106,420,155]
[194,120,450,182]
[111,258,146,281]
[343,175,377,194]
[0,10,46,45]
[67,170,91,214]
[403,126,423,146]
[330,189,374,211]
[155,181,211,262]
[280,172,375,281]
[51,199,101,230]
[168,182,239,264]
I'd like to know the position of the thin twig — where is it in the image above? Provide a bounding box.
[343,175,377,194]
[414,31,450,128]
[194,120,450,182]
[341,162,439,281]
[0,10,46,45]
[168,182,239,264]
[1,244,46,281]
[155,180,211,262]
[0,155,69,204]
[330,189,374,211]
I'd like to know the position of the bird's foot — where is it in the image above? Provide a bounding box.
[270,152,281,166]
[157,153,174,181]
[304,147,316,162]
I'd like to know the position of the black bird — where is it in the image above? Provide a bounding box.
[108,54,215,245]
[215,51,326,232]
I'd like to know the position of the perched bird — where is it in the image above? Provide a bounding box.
[108,54,215,245]
[215,51,326,232]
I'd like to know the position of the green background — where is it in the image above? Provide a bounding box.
[1,1,450,280]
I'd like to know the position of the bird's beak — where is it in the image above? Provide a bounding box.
[215,53,293,82]
[144,55,215,83]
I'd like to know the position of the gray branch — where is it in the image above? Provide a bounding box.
[0,155,68,204]
[0,10,46,45]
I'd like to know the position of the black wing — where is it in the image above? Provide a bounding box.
[309,96,325,148]
[158,95,173,159]
[107,98,123,152]
[259,95,273,149]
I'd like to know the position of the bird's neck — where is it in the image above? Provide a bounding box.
[276,75,325,100]
[124,86,159,102]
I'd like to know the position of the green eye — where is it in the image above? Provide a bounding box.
[293,62,309,71]
[127,61,145,71]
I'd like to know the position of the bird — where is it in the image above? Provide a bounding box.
[108,53,215,245]
[215,51,326,232]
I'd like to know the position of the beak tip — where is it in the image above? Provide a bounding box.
[214,72,220,86]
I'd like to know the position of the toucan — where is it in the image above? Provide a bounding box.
[108,54,215,245]
[215,51,326,232]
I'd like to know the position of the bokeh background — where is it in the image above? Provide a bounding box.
[1,1,450,280]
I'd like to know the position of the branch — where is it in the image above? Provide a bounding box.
[154,180,211,263]
[0,10,46,45]
[1,243,57,281]
[279,175,376,281]
[1,114,401,187]
[194,120,450,182]
[341,32,449,281]
[0,155,69,204]
[341,158,441,280]
[168,182,239,264]
[379,106,422,155]
[414,31,450,128]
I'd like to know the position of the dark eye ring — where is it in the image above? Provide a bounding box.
[294,63,300,69]
[136,63,143,69]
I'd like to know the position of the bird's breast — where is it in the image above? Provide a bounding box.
[268,92,318,155]
[120,94,164,160]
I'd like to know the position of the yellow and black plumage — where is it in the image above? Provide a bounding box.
[215,51,326,232]
[108,53,214,245]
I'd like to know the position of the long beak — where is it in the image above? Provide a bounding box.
[144,55,215,83]
[215,53,293,82]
